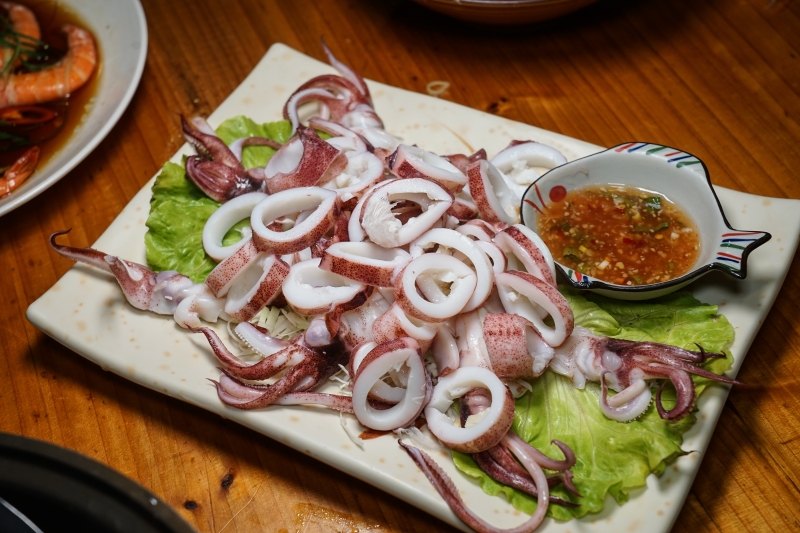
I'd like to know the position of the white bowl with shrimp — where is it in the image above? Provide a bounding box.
[520,142,772,300]
[0,0,147,217]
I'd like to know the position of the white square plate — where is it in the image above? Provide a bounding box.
[27,43,800,532]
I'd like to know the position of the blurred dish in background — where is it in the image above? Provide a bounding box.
[0,1,98,199]
[410,0,600,25]
[0,0,147,217]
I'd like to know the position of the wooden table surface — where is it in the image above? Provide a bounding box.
[2,0,799,531]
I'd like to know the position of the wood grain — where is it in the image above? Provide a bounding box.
[2,0,799,531]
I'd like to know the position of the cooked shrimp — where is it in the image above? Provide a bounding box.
[0,2,41,70]
[1,2,40,39]
[0,24,96,108]
[0,145,39,197]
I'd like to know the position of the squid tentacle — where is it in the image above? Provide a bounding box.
[182,116,264,202]
[471,450,578,506]
[400,439,549,533]
[194,327,307,381]
[210,364,316,409]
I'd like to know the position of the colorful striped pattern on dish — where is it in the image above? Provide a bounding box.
[715,231,769,271]
[614,142,703,169]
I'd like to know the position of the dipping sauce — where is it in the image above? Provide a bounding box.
[537,185,700,285]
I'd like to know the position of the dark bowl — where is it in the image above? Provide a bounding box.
[0,433,195,533]
[410,0,601,25]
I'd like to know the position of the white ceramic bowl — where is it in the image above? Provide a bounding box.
[520,142,772,299]
[0,0,148,217]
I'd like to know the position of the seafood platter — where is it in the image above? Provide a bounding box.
[27,43,800,532]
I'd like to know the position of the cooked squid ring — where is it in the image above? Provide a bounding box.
[338,290,392,350]
[202,192,267,261]
[347,181,372,242]
[351,338,430,431]
[493,224,556,287]
[455,218,500,242]
[475,240,508,275]
[349,341,405,404]
[388,144,467,193]
[409,228,493,313]
[250,186,338,255]
[321,151,385,202]
[309,117,369,155]
[447,193,479,222]
[455,310,493,370]
[466,159,519,225]
[282,257,366,316]
[431,324,459,377]
[263,125,346,193]
[424,366,515,453]
[349,341,376,376]
[223,254,291,322]
[319,241,411,287]
[394,254,476,323]
[490,140,567,198]
[356,178,454,248]
[205,239,260,297]
[491,140,567,170]
[495,270,574,347]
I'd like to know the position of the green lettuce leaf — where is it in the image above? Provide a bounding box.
[144,118,290,281]
[215,116,292,169]
[454,287,734,520]
[144,161,220,283]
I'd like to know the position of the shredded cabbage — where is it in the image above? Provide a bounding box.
[253,306,310,340]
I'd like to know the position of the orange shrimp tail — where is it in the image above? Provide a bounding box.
[0,25,97,108]
[1,2,42,40]
[0,2,42,71]
[0,146,40,197]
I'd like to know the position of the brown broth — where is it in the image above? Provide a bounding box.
[0,0,100,169]
[537,185,701,286]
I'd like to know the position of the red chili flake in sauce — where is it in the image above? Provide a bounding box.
[537,185,700,285]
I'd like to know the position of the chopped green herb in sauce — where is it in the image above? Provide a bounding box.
[538,185,700,285]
